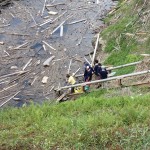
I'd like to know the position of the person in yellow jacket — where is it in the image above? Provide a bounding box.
[66,74,76,93]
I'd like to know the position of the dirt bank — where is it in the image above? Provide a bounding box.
[0,0,117,107]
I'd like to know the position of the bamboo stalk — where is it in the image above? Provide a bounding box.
[41,0,47,16]
[23,58,32,70]
[0,71,28,79]
[13,42,28,50]
[91,33,100,66]
[46,3,65,7]
[51,20,66,35]
[68,59,72,74]
[41,11,67,32]
[73,68,80,76]
[42,41,56,51]
[0,83,18,93]
[0,91,20,108]
[75,60,149,77]
[67,19,86,25]
[107,60,147,71]
[60,25,64,37]
[57,70,150,91]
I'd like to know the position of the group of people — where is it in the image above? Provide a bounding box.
[66,59,108,93]
[84,60,108,82]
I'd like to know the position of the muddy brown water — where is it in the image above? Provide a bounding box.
[0,0,117,107]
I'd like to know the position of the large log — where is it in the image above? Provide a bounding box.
[75,60,149,77]
[57,70,150,91]
[91,33,100,66]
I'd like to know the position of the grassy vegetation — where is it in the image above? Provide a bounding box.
[1,89,150,149]
[1,0,149,149]
[101,0,150,75]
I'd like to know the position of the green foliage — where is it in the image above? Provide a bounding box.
[102,0,149,75]
[0,93,150,149]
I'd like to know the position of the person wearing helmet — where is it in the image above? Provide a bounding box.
[84,66,93,82]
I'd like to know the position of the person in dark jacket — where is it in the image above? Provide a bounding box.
[83,62,94,72]
[94,61,102,80]
[94,60,99,76]
[99,66,108,79]
[84,66,93,82]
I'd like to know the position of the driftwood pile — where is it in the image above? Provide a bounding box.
[0,0,119,107]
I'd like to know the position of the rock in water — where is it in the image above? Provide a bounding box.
[43,56,55,67]
[42,76,49,84]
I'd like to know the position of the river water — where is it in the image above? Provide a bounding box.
[0,0,117,107]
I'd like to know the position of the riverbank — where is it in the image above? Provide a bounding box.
[1,87,150,149]
[101,0,150,75]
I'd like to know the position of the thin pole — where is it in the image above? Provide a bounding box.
[57,70,150,91]
[91,33,100,66]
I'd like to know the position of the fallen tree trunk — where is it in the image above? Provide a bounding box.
[75,60,149,77]
[57,70,150,91]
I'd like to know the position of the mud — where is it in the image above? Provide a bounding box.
[0,0,117,107]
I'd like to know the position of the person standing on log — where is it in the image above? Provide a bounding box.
[66,74,76,93]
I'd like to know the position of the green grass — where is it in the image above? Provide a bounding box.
[1,90,150,149]
[101,0,150,75]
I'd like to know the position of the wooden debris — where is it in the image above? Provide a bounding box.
[46,3,65,7]
[0,83,18,93]
[53,56,68,62]
[68,19,86,25]
[68,59,72,74]
[60,25,64,37]
[57,70,150,91]
[0,32,30,36]
[48,11,58,15]
[0,24,10,28]
[73,68,80,76]
[42,41,56,50]
[91,33,100,66]
[140,54,150,57]
[0,70,28,79]
[50,86,55,92]
[42,76,49,84]
[76,36,83,46]
[23,58,32,70]
[84,57,91,65]
[39,18,52,27]
[0,91,20,108]
[13,42,28,50]
[41,0,47,16]
[31,76,38,85]
[43,56,55,66]
[0,42,4,45]
[10,66,18,69]
[51,20,66,35]
[4,50,10,56]
[43,44,46,51]
[56,92,67,102]
[41,11,67,32]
